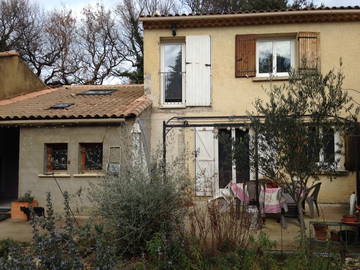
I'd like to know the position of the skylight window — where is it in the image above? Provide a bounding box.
[78,89,116,96]
[49,103,74,109]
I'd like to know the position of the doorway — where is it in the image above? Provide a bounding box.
[0,127,19,202]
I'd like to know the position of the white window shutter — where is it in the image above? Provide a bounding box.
[186,35,211,106]
[195,127,216,196]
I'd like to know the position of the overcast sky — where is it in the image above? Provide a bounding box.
[37,0,360,13]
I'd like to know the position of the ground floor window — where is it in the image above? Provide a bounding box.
[79,143,103,172]
[45,143,68,172]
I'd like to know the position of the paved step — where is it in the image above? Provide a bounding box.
[0,213,10,222]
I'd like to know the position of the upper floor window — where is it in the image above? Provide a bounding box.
[45,143,68,173]
[160,35,211,108]
[236,32,320,78]
[256,39,295,77]
[160,43,185,105]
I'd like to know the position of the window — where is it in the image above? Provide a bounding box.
[308,127,342,168]
[256,39,295,77]
[45,144,68,172]
[79,143,103,172]
[235,32,320,78]
[160,35,211,107]
[218,128,250,188]
[160,43,185,105]
[49,103,74,109]
[78,89,116,96]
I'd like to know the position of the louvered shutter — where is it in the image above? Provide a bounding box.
[298,32,320,71]
[235,35,256,78]
[345,135,360,171]
[195,127,217,196]
[185,35,211,106]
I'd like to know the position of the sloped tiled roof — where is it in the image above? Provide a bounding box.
[0,84,151,121]
[140,6,360,29]
[140,6,360,18]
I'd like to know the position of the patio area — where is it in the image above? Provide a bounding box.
[0,203,350,249]
[263,203,348,250]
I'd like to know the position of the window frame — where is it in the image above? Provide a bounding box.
[216,127,251,192]
[256,38,295,78]
[160,42,186,107]
[309,127,344,171]
[318,128,343,170]
[45,143,68,173]
[79,143,103,173]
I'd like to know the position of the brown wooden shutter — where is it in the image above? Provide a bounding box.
[345,135,360,171]
[298,32,320,71]
[235,35,256,78]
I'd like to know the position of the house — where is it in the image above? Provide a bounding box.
[0,84,151,211]
[0,51,46,99]
[140,7,360,203]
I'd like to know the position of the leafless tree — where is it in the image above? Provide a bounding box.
[76,3,126,85]
[115,0,177,83]
[18,8,79,85]
[0,0,35,51]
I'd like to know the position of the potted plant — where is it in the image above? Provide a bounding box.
[11,191,38,221]
[313,222,328,241]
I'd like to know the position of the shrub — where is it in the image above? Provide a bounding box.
[188,199,252,254]
[91,159,190,257]
[0,192,118,270]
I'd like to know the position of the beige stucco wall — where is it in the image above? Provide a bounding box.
[0,55,46,100]
[144,21,360,203]
[18,122,137,212]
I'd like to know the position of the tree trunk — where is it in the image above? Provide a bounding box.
[297,197,306,241]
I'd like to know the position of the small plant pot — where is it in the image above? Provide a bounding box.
[341,215,357,223]
[11,200,38,221]
[313,223,328,241]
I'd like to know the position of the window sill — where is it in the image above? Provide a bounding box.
[318,170,349,177]
[38,173,71,178]
[73,173,105,178]
[159,104,186,109]
[252,76,289,82]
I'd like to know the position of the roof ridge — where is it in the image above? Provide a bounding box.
[0,51,20,58]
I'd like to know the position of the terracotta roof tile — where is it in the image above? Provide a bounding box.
[140,6,360,18]
[0,84,151,120]
[0,51,20,58]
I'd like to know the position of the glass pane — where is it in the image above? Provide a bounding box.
[235,129,250,183]
[323,127,335,163]
[275,40,291,73]
[218,129,232,189]
[258,41,273,74]
[164,45,182,73]
[307,127,320,162]
[84,144,103,170]
[49,144,67,171]
[164,44,183,103]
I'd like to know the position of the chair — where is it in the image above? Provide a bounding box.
[305,183,322,218]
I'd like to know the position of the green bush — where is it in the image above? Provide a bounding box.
[91,160,190,257]
[0,239,25,258]
[0,192,118,270]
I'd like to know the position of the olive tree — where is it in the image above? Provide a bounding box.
[249,63,359,236]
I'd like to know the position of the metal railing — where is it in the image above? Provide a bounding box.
[160,72,185,103]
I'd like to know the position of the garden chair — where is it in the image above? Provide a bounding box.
[305,183,322,218]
